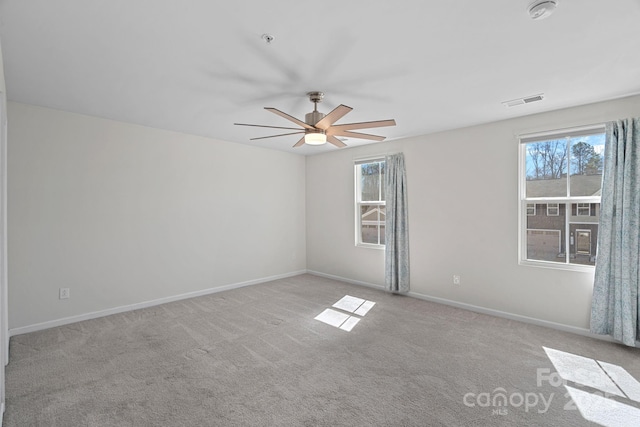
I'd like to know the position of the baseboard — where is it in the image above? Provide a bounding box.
[306,270,614,342]
[306,270,385,291]
[405,291,600,338]
[9,270,307,337]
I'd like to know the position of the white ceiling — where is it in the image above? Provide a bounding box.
[1,0,639,154]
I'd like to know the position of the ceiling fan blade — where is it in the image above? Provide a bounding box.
[234,123,303,131]
[293,136,306,148]
[314,104,353,130]
[264,107,314,129]
[327,135,347,148]
[329,119,396,131]
[329,130,386,141]
[249,131,305,141]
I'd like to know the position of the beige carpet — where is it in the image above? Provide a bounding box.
[4,274,640,426]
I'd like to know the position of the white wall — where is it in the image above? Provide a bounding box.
[8,102,306,330]
[306,94,640,330]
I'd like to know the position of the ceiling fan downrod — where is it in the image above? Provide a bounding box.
[305,91,325,126]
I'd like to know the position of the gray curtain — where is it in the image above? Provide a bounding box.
[590,118,640,346]
[384,153,409,293]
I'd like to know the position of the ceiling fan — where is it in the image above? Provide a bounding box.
[234,92,396,148]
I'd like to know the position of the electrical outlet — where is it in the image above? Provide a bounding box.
[59,288,70,299]
[453,275,461,285]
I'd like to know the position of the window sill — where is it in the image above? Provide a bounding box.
[356,243,385,251]
[519,259,595,273]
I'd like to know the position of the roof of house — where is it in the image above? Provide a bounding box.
[361,207,386,220]
[526,174,602,198]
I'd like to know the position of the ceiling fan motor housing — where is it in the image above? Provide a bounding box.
[305,111,325,127]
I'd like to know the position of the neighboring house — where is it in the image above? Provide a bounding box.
[526,174,601,265]
[360,206,386,245]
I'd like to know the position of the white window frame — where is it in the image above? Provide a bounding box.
[518,124,605,271]
[547,203,559,216]
[577,203,591,216]
[526,203,536,216]
[355,158,386,248]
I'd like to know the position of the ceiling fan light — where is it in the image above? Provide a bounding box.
[304,133,327,145]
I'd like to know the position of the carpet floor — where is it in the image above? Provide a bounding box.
[4,274,640,426]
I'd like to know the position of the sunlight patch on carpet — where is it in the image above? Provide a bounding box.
[543,346,640,427]
[544,347,623,397]
[598,361,640,403]
[314,309,360,331]
[315,295,376,332]
[565,386,640,427]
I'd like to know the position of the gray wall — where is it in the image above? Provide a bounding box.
[0,39,4,94]
[0,35,7,418]
[306,94,640,330]
[8,102,306,330]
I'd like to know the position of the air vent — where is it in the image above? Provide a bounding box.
[524,94,544,103]
[502,94,544,107]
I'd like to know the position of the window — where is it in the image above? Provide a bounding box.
[520,126,605,268]
[355,159,385,247]
[527,203,536,216]
[577,203,591,216]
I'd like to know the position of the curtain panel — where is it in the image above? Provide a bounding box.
[590,118,640,346]
[384,153,409,293]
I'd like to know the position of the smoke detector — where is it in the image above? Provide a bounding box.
[528,0,558,20]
